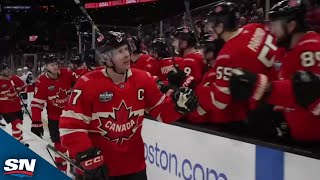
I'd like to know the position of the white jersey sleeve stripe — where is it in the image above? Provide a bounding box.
[59,128,88,136]
[210,91,228,110]
[213,83,230,95]
[32,98,46,104]
[61,110,92,124]
[145,94,166,113]
[31,104,45,109]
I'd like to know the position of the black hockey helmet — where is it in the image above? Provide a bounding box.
[207,1,239,31]
[128,36,142,54]
[43,54,58,64]
[0,63,8,71]
[149,38,171,59]
[203,38,225,58]
[96,31,129,54]
[83,49,96,67]
[70,54,83,65]
[174,27,197,47]
[269,0,307,32]
[269,0,305,20]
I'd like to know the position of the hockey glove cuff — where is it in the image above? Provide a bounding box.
[31,121,44,138]
[230,68,270,109]
[76,148,107,180]
[172,87,198,114]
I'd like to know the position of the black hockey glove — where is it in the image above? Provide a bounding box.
[76,148,107,180]
[292,71,320,113]
[168,67,186,88]
[31,121,44,138]
[172,87,198,114]
[229,69,270,109]
[230,68,270,100]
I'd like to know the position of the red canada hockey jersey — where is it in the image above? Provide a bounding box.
[186,67,216,124]
[0,75,26,114]
[71,66,105,80]
[278,32,320,80]
[177,52,205,86]
[31,68,74,122]
[267,80,320,141]
[196,23,278,123]
[155,57,183,81]
[267,32,320,141]
[59,68,183,176]
[72,66,89,79]
[131,54,157,74]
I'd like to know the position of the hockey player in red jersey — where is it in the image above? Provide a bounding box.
[170,27,205,87]
[70,54,87,79]
[83,49,105,71]
[129,36,157,74]
[186,35,225,124]
[59,31,198,180]
[229,0,320,142]
[200,35,225,84]
[189,1,278,124]
[0,63,26,143]
[269,0,320,80]
[31,54,75,171]
[148,38,183,82]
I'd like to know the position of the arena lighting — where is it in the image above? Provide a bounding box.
[85,0,158,9]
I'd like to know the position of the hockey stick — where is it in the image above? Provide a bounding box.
[46,144,84,173]
[183,0,200,44]
[10,80,85,176]
[73,0,103,37]
[17,123,85,175]
[10,80,33,121]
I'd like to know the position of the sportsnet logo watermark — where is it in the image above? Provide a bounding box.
[3,159,36,178]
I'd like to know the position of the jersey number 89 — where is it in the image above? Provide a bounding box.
[301,51,320,67]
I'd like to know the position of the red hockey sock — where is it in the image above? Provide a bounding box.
[54,142,68,171]
[11,119,23,141]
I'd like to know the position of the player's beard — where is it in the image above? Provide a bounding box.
[276,26,292,49]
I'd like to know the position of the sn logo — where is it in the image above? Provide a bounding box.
[3,159,36,178]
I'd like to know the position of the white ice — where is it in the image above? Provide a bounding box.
[2,110,73,178]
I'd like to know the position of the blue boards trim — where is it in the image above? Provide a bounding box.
[256,145,284,180]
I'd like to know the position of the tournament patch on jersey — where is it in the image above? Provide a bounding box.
[99,91,113,102]
[48,85,55,91]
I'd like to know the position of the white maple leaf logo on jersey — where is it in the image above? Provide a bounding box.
[97,101,143,144]
[48,88,71,108]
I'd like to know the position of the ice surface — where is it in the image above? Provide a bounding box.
[3,113,54,165]
[2,112,73,178]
